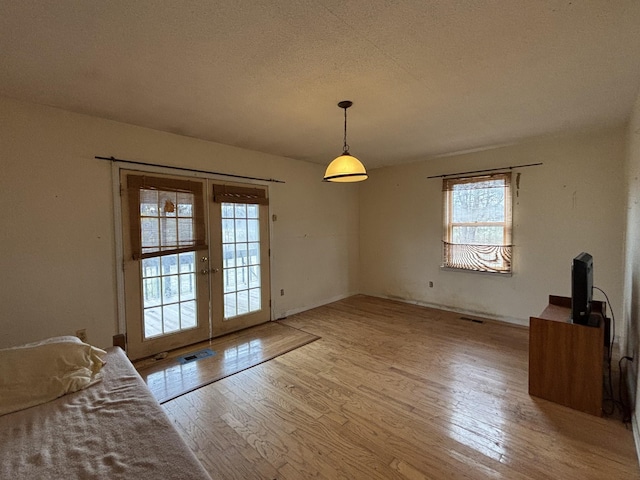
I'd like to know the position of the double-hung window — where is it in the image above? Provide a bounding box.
[442,173,512,274]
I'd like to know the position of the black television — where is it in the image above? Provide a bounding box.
[571,252,593,325]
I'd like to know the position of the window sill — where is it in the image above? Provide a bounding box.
[440,266,512,277]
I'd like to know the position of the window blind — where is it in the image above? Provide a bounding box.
[212,184,268,205]
[127,175,207,260]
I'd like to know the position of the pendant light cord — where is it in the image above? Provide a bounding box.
[343,106,350,155]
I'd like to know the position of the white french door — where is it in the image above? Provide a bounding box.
[208,182,271,335]
[121,171,270,360]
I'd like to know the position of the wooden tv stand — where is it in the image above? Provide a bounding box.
[529,295,606,416]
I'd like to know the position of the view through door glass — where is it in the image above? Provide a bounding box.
[221,202,262,317]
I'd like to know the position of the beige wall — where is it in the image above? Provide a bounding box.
[623,89,640,445]
[0,96,359,349]
[0,93,631,358]
[359,127,627,328]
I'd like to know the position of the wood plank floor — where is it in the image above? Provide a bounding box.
[135,322,319,403]
[163,295,639,479]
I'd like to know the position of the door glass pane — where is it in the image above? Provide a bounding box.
[249,288,261,310]
[141,218,160,251]
[143,278,161,308]
[236,267,248,291]
[221,202,262,320]
[247,204,259,218]
[222,203,234,217]
[249,265,260,289]
[248,242,260,265]
[224,268,236,293]
[177,192,193,216]
[223,244,236,268]
[235,243,248,265]
[237,290,249,315]
[224,293,237,318]
[181,301,197,329]
[247,219,259,242]
[178,219,194,243]
[178,252,195,273]
[163,303,180,333]
[222,219,235,242]
[235,219,247,242]
[144,307,162,338]
[142,251,199,339]
[234,204,247,218]
[142,256,160,276]
[162,275,179,304]
[180,273,196,301]
[161,254,177,275]
[160,218,178,249]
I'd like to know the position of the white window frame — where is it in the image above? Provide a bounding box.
[442,173,513,274]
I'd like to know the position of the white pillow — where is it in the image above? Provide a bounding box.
[0,336,107,416]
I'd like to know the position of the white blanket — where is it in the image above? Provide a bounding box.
[0,346,212,480]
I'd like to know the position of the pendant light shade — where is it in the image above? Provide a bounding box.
[324,101,368,182]
[324,153,367,182]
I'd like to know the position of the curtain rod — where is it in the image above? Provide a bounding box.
[95,156,285,183]
[427,162,543,179]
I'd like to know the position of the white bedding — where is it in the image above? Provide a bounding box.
[0,336,106,416]
[0,347,212,480]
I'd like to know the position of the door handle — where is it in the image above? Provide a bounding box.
[201,268,219,275]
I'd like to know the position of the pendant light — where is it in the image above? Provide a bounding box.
[323,100,368,182]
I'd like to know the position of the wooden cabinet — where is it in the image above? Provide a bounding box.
[528,295,605,416]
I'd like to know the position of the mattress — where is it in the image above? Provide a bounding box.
[0,346,212,479]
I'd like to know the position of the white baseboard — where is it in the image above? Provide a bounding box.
[274,292,529,327]
[275,292,356,320]
[375,294,529,327]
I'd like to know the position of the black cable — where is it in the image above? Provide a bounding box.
[602,352,616,416]
[593,286,621,419]
[593,286,614,361]
[602,370,616,416]
[619,356,634,424]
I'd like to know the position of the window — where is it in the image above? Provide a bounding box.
[442,173,512,273]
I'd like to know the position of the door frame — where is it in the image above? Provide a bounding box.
[111,161,274,357]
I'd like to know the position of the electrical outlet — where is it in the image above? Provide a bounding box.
[429,281,434,288]
[76,329,87,343]
[280,289,285,296]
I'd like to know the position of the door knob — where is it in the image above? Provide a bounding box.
[201,268,218,275]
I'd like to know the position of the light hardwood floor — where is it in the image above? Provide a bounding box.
[135,322,319,403]
[163,295,639,479]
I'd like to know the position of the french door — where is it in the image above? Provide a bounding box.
[121,171,270,360]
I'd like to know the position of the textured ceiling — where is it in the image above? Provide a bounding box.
[1,1,640,169]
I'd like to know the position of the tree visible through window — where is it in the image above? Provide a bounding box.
[442,173,512,273]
